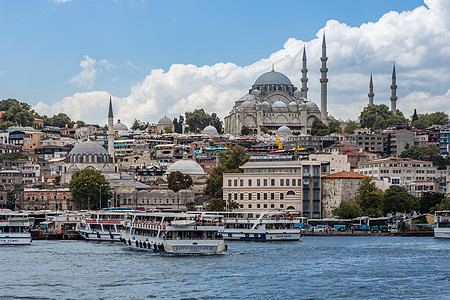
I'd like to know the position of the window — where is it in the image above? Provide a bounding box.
[257,204,260,208]
[264,204,267,208]
[280,204,284,208]
[280,193,284,200]
[280,179,284,186]
[286,179,290,186]
[292,179,296,186]
[234,179,237,186]
[228,193,231,200]
[264,193,268,200]
[264,179,267,186]
[257,179,261,186]
[240,179,244,186]
[257,193,261,200]
[228,179,231,186]
[248,204,252,209]
[271,204,275,208]
[270,193,275,200]
[271,179,275,186]
[286,190,295,196]
[298,179,301,186]
[234,193,237,200]
[240,193,244,200]
[248,179,252,186]
[248,193,252,200]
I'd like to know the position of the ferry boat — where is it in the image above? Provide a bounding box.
[202,211,302,241]
[120,212,227,254]
[0,209,32,245]
[76,209,133,242]
[434,210,450,239]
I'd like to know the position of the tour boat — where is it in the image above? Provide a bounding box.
[76,209,133,242]
[120,212,227,254]
[202,211,302,241]
[0,209,32,245]
[434,210,450,239]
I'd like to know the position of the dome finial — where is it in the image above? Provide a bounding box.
[271,64,275,72]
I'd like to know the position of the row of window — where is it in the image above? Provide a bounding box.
[239,203,285,209]
[228,178,302,187]
[228,191,296,201]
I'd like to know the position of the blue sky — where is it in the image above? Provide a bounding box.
[0,0,447,126]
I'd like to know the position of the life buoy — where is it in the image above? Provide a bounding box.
[254,234,258,238]
[97,232,101,239]
[110,233,114,239]
[245,233,249,238]
[163,225,166,230]
[228,233,232,237]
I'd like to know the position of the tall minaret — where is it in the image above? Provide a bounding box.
[320,32,328,122]
[107,96,115,160]
[301,45,308,99]
[368,73,374,106]
[390,63,398,112]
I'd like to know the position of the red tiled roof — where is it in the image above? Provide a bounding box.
[322,172,366,179]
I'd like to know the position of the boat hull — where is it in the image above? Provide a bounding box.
[434,228,450,239]
[76,230,121,242]
[0,233,32,245]
[222,231,301,241]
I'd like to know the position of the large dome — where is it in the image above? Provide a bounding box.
[277,125,292,136]
[202,125,218,136]
[272,101,287,108]
[254,71,292,85]
[69,141,108,156]
[114,119,128,131]
[158,116,172,125]
[166,158,206,176]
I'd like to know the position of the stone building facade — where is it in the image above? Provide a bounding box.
[321,172,365,218]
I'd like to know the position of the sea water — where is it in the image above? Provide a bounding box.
[1,236,449,299]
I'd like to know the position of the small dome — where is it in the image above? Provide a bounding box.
[251,89,261,95]
[69,141,108,156]
[239,94,251,101]
[254,71,292,85]
[288,101,298,107]
[114,120,128,131]
[306,101,319,109]
[202,125,218,135]
[158,116,172,125]
[261,101,270,107]
[166,157,206,176]
[294,90,302,97]
[277,125,292,136]
[272,101,287,108]
[240,100,254,108]
[300,102,307,109]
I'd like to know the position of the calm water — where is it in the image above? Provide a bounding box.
[1,237,449,300]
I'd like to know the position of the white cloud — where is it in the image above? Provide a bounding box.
[53,0,71,4]
[36,0,450,127]
[69,55,116,89]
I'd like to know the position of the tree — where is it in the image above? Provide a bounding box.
[186,201,197,211]
[332,201,363,219]
[167,171,193,193]
[413,112,448,129]
[327,120,342,134]
[382,185,418,214]
[343,121,358,134]
[0,152,28,162]
[433,197,450,212]
[131,119,141,130]
[359,104,392,131]
[49,113,72,128]
[75,120,87,127]
[241,125,251,136]
[411,109,418,123]
[2,103,35,127]
[185,109,213,133]
[311,118,328,136]
[204,146,250,199]
[164,126,174,134]
[68,168,111,210]
[354,177,384,217]
[211,113,223,134]
[0,121,14,131]
[400,145,450,170]
[260,126,269,134]
[419,192,445,213]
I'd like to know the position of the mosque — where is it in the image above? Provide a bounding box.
[224,34,330,136]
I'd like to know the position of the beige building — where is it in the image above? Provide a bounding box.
[223,156,322,218]
[308,153,351,174]
[321,172,365,218]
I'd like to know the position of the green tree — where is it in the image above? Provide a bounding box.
[241,125,251,136]
[260,126,269,134]
[75,120,87,127]
[419,192,445,213]
[167,171,193,193]
[332,201,363,219]
[49,113,72,128]
[413,112,448,129]
[400,145,450,170]
[185,109,213,133]
[68,168,111,210]
[327,120,342,134]
[0,152,29,162]
[164,125,174,134]
[0,121,14,131]
[354,177,384,217]
[311,118,328,136]
[204,146,250,200]
[343,121,358,134]
[206,198,239,211]
[411,109,418,123]
[2,104,35,127]
[359,104,392,130]
[433,197,450,212]
[186,201,197,211]
[211,113,223,134]
[382,185,418,214]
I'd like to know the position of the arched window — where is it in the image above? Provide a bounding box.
[286,190,295,196]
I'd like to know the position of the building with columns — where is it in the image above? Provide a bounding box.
[224,33,329,136]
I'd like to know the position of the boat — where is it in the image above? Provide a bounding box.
[0,209,32,245]
[76,209,133,242]
[202,211,302,241]
[434,210,450,239]
[120,212,227,254]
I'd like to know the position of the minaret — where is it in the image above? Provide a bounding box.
[107,96,115,160]
[320,32,328,122]
[368,73,374,106]
[390,63,398,112]
[301,45,308,99]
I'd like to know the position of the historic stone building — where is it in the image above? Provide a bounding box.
[224,34,329,136]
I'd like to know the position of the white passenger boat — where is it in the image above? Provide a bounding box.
[0,209,32,245]
[120,212,227,254]
[76,209,133,242]
[434,210,450,239]
[202,211,302,241]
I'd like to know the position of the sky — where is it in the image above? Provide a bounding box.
[0,0,448,127]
